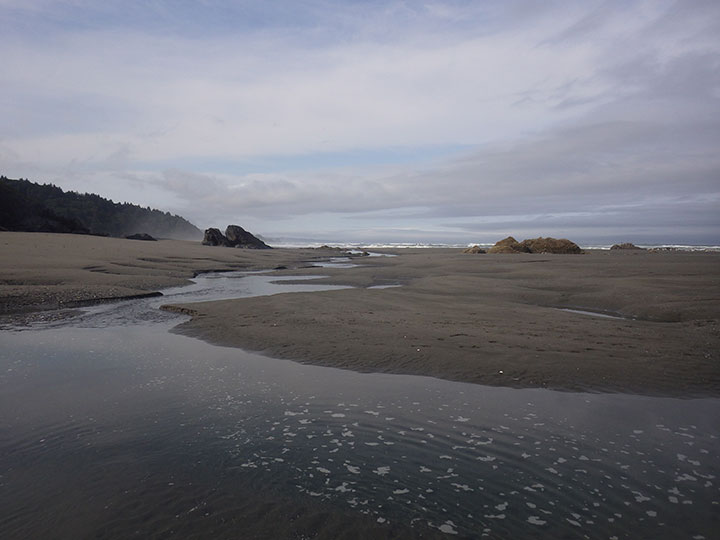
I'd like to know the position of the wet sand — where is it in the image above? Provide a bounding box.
[2,232,719,397]
[0,232,343,316]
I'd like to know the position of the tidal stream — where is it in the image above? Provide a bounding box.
[1,271,718,539]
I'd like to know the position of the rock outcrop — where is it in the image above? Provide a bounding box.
[202,225,271,249]
[487,236,531,254]
[462,245,486,254]
[519,237,583,254]
[488,236,582,254]
[610,242,644,250]
[202,228,230,246]
[224,225,271,249]
[126,233,157,241]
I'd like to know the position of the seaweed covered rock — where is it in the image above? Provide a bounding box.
[611,242,644,250]
[488,236,582,254]
[487,236,531,254]
[519,237,583,254]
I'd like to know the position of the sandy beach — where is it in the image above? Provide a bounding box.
[0,232,343,316]
[2,231,719,397]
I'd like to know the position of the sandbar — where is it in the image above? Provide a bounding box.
[2,232,719,397]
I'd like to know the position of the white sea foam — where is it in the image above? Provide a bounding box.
[438,520,459,534]
[269,239,720,252]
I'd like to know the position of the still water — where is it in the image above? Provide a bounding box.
[1,272,718,539]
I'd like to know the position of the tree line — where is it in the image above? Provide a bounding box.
[0,176,202,240]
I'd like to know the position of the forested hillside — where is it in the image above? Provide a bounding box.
[0,176,202,239]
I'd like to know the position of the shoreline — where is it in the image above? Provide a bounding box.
[0,232,349,316]
[2,232,719,398]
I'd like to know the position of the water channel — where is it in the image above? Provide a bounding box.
[1,270,718,539]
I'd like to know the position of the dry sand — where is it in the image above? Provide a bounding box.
[2,232,719,397]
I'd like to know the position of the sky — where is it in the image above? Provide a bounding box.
[1,0,719,245]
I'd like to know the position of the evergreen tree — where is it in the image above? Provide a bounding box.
[0,176,202,239]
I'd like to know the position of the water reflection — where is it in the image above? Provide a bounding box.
[8,272,351,330]
[310,257,358,268]
[1,273,718,539]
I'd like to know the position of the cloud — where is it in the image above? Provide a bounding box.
[0,2,616,160]
[152,110,719,243]
[1,1,719,244]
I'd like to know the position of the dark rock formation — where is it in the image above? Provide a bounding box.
[462,245,486,254]
[611,242,644,250]
[225,225,271,249]
[487,236,531,254]
[202,228,230,246]
[125,233,157,241]
[488,236,582,254]
[202,225,271,249]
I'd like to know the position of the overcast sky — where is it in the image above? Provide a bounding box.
[2,0,719,245]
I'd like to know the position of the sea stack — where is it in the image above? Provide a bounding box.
[202,225,271,249]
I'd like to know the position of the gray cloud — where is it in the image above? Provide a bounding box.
[155,108,719,243]
[1,0,719,244]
